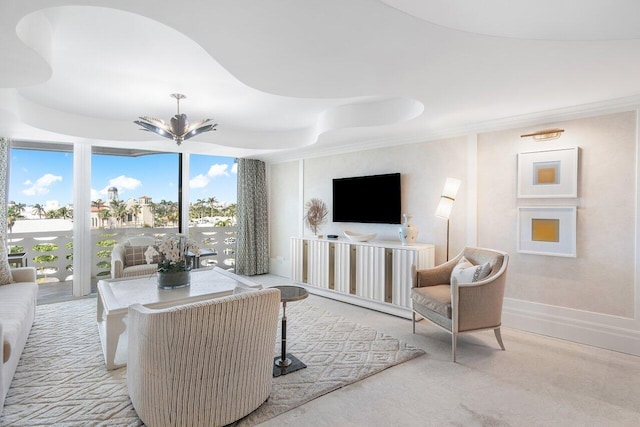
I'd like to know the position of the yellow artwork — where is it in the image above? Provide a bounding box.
[533,161,560,185]
[536,167,557,184]
[531,219,560,242]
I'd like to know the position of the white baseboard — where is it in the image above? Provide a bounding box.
[502,298,640,357]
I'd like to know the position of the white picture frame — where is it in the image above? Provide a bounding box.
[517,206,577,257]
[517,148,578,198]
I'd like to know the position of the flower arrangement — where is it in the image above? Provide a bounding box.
[145,234,201,273]
[304,198,328,236]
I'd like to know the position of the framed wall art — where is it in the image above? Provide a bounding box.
[517,147,578,198]
[517,206,577,257]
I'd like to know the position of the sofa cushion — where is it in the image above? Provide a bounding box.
[412,284,451,318]
[451,256,491,285]
[125,245,161,267]
[0,236,13,286]
[1,282,38,363]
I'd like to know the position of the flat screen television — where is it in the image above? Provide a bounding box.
[333,173,401,224]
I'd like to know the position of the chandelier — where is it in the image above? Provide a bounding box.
[134,93,217,145]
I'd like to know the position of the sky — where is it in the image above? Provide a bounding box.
[9,149,237,210]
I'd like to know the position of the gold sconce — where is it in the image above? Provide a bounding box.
[520,128,564,141]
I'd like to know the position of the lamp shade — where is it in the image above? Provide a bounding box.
[441,177,462,199]
[435,197,454,220]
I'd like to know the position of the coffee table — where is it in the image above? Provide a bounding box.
[97,267,261,370]
[272,285,308,377]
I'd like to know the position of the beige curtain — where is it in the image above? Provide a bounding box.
[235,158,269,276]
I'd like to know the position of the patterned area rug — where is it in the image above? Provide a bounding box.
[1,297,424,426]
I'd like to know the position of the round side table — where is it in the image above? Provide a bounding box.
[272,285,308,377]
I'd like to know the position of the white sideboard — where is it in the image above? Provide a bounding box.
[290,237,435,318]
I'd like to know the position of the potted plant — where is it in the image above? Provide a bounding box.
[145,234,200,289]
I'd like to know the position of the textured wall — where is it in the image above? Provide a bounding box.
[477,111,636,317]
[270,137,468,266]
[268,161,300,272]
[269,111,637,318]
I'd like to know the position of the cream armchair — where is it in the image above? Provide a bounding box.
[110,236,158,279]
[127,288,281,427]
[411,247,509,362]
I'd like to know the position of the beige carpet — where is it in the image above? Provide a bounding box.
[1,297,424,426]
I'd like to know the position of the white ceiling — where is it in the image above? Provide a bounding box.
[1,0,640,160]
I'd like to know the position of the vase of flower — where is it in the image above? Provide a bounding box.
[146,234,200,289]
[157,269,191,289]
[398,213,418,246]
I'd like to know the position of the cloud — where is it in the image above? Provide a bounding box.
[99,175,142,196]
[231,163,237,174]
[22,173,62,196]
[207,164,229,178]
[190,174,210,189]
[91,189,99,200]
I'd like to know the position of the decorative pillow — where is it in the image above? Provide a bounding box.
[450,256,491,285]
[0,236,14,286]
[124,245,162,267]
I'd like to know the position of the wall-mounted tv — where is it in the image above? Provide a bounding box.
[333,173,401,224]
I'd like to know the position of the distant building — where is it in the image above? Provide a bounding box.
[90,189,154,229]
[107,187,118,201]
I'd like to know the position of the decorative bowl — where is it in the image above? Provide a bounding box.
[344,230,376,242]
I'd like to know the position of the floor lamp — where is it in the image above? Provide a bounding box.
[435,177,461,261]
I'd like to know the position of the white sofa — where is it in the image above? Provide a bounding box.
[110,236,158,279]
[0,267,38,414]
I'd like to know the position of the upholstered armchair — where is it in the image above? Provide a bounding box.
[411,247,509,362]
[127,288,281,427]
[110,236,158,279]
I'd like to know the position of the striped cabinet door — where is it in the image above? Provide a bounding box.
[355,245,386,302]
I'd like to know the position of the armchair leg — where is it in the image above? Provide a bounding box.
[494,327,506,351]
[412,311,416,334]
[451,332,457,363]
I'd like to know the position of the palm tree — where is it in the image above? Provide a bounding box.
[130,202,141,226]
[99,208,111,228]
[7,205,24,233]
[196,198,207,218]
[92,199,105,210]
[58,206,73,220]
[32,203,46,219]
[109,199,127,227]
[207,196,218,217]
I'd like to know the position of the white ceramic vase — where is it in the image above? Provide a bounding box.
[398,213,418,246]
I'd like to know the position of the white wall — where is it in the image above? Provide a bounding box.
[268,160,300,276]
[267,110,640,356]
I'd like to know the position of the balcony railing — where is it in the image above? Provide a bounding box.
[7,225,237,284]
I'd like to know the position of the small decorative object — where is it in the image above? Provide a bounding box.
[344,230,376,242]
[146,234,201,289]
[304,198,328,237]
[398,213,418,246]
[517,148,578,198]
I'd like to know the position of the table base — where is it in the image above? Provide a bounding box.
[273,354,306,377]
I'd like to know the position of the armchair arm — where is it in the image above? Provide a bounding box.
[454,256,509,332]
[110,244,125,279]
[412,254,462,288]
[10,266,36,283]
